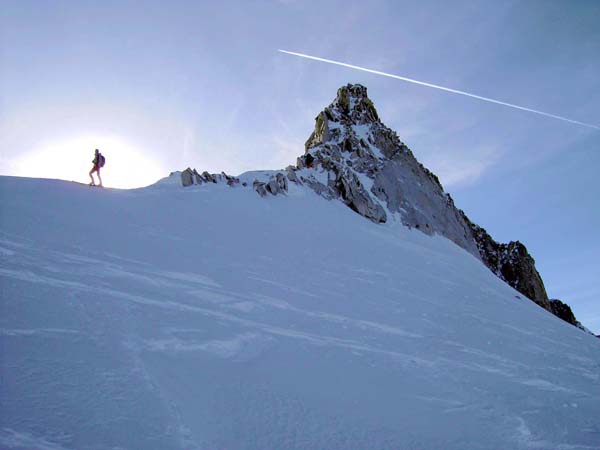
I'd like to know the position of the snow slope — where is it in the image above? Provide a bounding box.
[1,176,599,450]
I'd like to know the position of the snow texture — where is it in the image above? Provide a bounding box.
[1,176,599,450]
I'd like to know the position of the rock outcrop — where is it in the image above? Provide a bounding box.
[253,173,289,197]
[492,242,550,309]
[549,299,583,329]
[180,168,240,187]
[465,218,551,310]
[180,168,289,198]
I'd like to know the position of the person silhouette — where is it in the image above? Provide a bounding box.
[89,149,104,187]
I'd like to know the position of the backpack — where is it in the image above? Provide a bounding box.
[98,154,106,168]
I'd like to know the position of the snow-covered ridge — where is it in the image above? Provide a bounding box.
[1,175,599,449]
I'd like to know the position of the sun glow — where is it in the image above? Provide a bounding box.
[13,135,165,189]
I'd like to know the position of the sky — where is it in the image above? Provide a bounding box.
[0,0,598,332]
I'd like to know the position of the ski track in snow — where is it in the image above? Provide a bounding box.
[1,177,600,450]
[0,428,72,450]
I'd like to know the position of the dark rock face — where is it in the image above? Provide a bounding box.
[549,299,583,329]
[464,218,550,310]
[295,83,582,329]
[496,242,550,310]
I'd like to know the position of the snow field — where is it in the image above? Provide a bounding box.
[0,176,599,450]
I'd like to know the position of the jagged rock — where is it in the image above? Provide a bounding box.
[222,172,240,187]
[181,168,194,187]
[202,171,217,183]
[497,242,550,310]
[253,173,288,197]
[271,173,288,194]
[549,299,583,329]
[180,168,239,187]
[371,126,406,159]
[466,218,551,310]
[336,168,386,223]
[335,84,379,124]
[305,111,330,150]
[465,213,589,331]
[193,169,204,185]
[285,166,299,183]
[253,180,268,197]
[303,175,333,198]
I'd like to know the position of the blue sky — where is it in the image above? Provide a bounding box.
[1,0,598,332]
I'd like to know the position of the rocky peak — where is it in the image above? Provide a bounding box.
[295,83,584,331]
[299,83,478,253]
[305,84,387,152]
[332,84,380,125]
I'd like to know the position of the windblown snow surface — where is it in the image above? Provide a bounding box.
[1,175,599,450]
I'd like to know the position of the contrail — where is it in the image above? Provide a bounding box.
[278,49,599,131]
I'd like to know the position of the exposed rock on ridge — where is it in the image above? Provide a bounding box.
[464,218,551,311]
[253,172,288,197]
[549,299,583,328]
[180,168,240,187]
[179,167,288,198]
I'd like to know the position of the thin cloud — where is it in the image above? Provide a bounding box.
[423,147,500,188]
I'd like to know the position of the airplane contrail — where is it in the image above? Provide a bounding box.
[278,49,599,131]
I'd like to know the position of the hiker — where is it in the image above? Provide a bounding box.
[89,149,105,187]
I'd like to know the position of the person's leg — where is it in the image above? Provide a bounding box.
[89,167,96,185]
[97,168,103,187]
